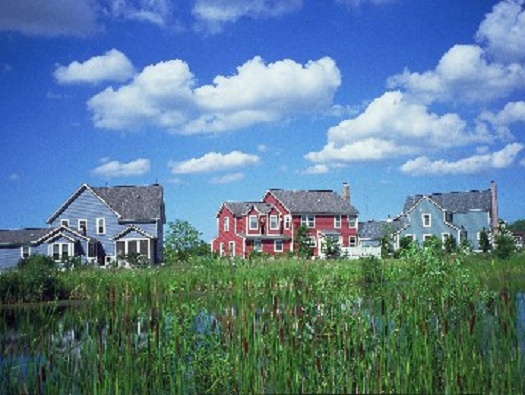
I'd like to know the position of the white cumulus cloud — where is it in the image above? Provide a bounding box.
[169,151,260,174]
[54,49,135,85]
[400,143,524,176]
[92,158,151,177]
[88,56,341,134]
[476,0,525,63]
[193,0,302,33]
[388,44,525,104]
[305,91,490,163]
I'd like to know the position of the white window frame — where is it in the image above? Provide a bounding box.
[348,236,357,247]
[229,241,235,257]
[405,234,415,242]
[274,239,283,252]
[249,215,258,231]
[219,243,225,257]
[269,215,279,230]
[61,219,69,227]
[20,246,31,259]
[78,219,87,234]
[50,242,73,262]
[97,218,106,235]
[301,215,315,228]
[422,213,431,227]
[348,216,357,229]
[253,239,262,252]
[334,215,341,229]
[442,233,451,244]
[116,238,150,259]
[423,234,433,243]
[223,217,229,232]
[284,215,291,230]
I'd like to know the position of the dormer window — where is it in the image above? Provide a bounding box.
[270,215,279,230]
[249,215,258,230]
[223,217,230,232]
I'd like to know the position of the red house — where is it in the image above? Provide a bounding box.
[211,183,359,258]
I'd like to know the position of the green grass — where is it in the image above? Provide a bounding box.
[1,251,525,393]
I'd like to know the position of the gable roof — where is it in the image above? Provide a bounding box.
[0,228,52,247]
[403,189,492,214]
[222,202,273,217]
[47,183,165,223]
[358,220,405,240]
[268,189,358,216]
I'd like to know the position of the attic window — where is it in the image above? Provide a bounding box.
[61,219,69,227]
[422,213,431,227]
[97,218,106,235]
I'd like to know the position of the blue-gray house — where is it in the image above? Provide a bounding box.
[393,181,499,251]
[0,183,165,269]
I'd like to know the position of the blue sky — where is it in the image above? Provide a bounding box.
[1,0,524,241]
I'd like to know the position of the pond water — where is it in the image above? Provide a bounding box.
[1,290,525,393]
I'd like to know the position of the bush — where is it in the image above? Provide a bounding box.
[0,255,70,304]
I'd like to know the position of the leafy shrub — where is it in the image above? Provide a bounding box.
[0,255,70,304]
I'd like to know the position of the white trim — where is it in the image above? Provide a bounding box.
[228,241,235,257]
[49,242,73,261]
[269,215,279,230]
[253,239,262,252]
[97,218,106,235]
[348,235,357,247]
[223,217,230,232]
[284,215,291,230]
[422,213,431,227]
[348,216,357,229]
[61,219,70,227]
[441,232,451,244]
[115,238,151,259]
[274,239,283,252]
[20,246,31,259]
[78,219,87,233]
[423,234,433,242]
[248,215,258,231]
[301,215,315,228]
[219,242,225,257]
[334,215,341,229]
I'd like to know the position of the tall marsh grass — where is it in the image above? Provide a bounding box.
[1,251,525,393]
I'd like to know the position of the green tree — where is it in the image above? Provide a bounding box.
[164,219,210,264]
[380,223,396,258]
[508,219,525,231]
[443,234,457,254]
[322,236,340,259]
[493,221,515,260]
[296,225,313,259]
[479,228,491,253]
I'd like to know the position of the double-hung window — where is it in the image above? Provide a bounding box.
[348,216,357,229]
[301,215,315,228]
[249,215,258,231]
[97,218,106,234]
[422,214,431,227]
[349,236,357,247]
[223,217,229,232]
[334,215,341,229]
[269,215,279,230]
[284,215,291,230]
[274,239,283,252]
[21,246,31,259]
[78,219,87,234]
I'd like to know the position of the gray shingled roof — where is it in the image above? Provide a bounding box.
[224,202,273,217]
[403,189,492,214]
[0,228,52,246]
[359,220,404,239]
[269,189,358,215]
[93,185,164,221]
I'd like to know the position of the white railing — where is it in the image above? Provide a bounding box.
[340,246,381,259]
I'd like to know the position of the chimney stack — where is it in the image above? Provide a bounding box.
[342,182,350,203]
[490,181,499,236]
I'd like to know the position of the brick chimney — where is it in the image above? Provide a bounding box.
[490,180,499,235]
[342,182,350,203]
